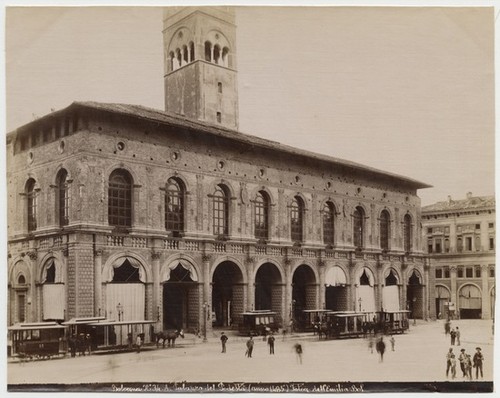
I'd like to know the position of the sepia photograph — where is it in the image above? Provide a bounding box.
[4,2,496,393]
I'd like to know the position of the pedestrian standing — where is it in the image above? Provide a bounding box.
[267,333,275,355]
[294,343,303,364]
[446,348,454,378]
[220,332,228,353]
[445,320,451,335]
[465,354,473,380]
[458,349,467,377]
[450,328,456,345]
[136,334,142,353]
[450,354,457,379]
[69,334,77,358]
[455,327,461,346]
[376,337,386,363]
[245,336,254,358]
[390,336,395,351]
[127,333,133,349]
[473,347,484,379]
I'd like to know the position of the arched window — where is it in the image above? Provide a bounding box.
[353,206,364,249]
[108,169,132,228]
[323,201,335,245]
[182,45,188,64]
[26,178,37,232]
[189,41,195,62]
[222,47,230,67]
[213,45,221,64]
[18,275,26,285]
[291,196,304,243]
[380,210,390,251]
[57,169,69,227]
[255,191,270,240]
[404,214,412,252]
[165,178,185,235]
[213,184,229,236]
[205,41,212,62]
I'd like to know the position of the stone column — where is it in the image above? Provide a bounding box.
[246,258,255,311]
[283,259,292,329]
[318,260,326,309]
[94,249,103,316]
[450,267,457,314]
[481,264,490,319]
[423,263,430,320]
[152,251,161,326]
[202,254,213,335]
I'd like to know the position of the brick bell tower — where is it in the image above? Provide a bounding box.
[163,7,239,130]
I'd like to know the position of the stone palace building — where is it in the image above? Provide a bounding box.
[423,193,495,320]
[7,7,432,334]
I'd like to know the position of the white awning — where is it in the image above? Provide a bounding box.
[104,257,146,283]
[325,266,347,286]
[161,259,198,282]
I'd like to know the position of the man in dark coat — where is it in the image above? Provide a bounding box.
[245,336,254,358]
[376,337,386,362]
[267,333,275,354]
[473,347,484,379]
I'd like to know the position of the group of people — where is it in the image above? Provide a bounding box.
[127,333,144,353]
[445,320,485,380]
[68,333,91,357]
[220,332,303,363]
[445,320,461,346]
[446,347,484,380]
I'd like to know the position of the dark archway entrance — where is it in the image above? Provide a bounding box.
[292,265,316,321]
[255,263,283,324]
[325,266,348,311]
[458,284,482,319]
[212,261,244,328]
[163,264,197,330]
[406,270,423,319]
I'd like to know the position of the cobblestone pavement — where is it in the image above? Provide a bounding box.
[7,319,495,385]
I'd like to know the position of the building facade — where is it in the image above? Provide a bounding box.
[422,193,495,320]
[7,7,431,334]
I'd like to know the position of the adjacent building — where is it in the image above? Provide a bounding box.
[7,7,432,339]
[422,193,495,320]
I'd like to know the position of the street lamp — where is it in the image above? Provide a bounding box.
[116,302,123,321]
[203,302,207,342]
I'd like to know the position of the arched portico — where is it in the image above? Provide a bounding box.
[325,265,348,311]
[255,262,284,325]
[407,269,424,319]
[292,264,317,322]
[161,259,199,330]
[458,283,482,319]
[212,261,245,327]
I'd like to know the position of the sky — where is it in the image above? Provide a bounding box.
[4,4,496,206]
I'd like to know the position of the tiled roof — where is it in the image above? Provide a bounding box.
[422,195,495,213]
[11,101,432,190]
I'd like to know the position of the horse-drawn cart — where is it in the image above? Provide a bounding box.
[8,322,67,360]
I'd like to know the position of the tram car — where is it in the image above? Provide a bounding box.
[8,322,67,360]
[238,310,280,336]
[378,310,410,334]
[297,309,331,332]
[327,311,377,339]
